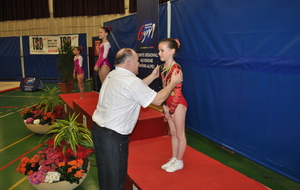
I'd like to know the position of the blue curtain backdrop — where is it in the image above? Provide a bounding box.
[105,14,137,61]
[171,0,300,183]
[0,37,22,80]
[104,2,168,60]
[22,34,88,81]
[105,0,300,183]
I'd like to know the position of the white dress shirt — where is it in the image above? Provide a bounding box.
[92,67,157,135]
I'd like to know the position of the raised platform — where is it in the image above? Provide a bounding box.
[59,92,168,141]
[59,91,99,116]
[125,136,270,190]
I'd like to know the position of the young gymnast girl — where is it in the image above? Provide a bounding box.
[158,38,188,172]
[94,26,112,85]
[73,46,85,99]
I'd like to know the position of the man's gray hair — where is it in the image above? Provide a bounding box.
[114,48,134,65]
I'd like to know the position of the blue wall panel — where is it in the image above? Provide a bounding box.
[0,37,22,80]
[172,0,300,182]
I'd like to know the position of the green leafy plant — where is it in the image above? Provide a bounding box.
[42,113,94,156]
[57,40,74,83]
[20,86,64,125]
[37,86,63,113]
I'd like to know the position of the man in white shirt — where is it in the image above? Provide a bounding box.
[92,48,183,190]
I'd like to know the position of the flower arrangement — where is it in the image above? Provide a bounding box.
[20,86,64,125]
[16,113,94,185]
[21,104,64,125]
[16,138,92,184]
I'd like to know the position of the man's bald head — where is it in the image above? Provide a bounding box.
[114,48,135,66]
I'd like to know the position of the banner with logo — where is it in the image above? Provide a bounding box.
[20,76,45,92]
[29,35,79,54]
[136,0,159,90]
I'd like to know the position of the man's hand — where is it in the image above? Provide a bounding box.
[151,65,160,79]
[143,65,160,85]
[163,105,175,122]
[170,69,183,85]
[150,68,183,106]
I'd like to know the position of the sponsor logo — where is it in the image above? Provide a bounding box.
[24,77,36,84]
[137,23,156,43]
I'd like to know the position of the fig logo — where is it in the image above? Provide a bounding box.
[24,77,36,84]
[137,23,156,43]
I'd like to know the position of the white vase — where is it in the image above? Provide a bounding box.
[29,163,90,190]
[30,180,82,190]
[24,123,51,134]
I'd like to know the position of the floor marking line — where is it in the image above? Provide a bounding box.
[0,133,35,152]
[0,95,38,98]
[0,143,43,171]
[7,176,27,190]
[0,107,31,119]
[0,112,15,118]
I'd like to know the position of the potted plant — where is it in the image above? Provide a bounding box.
[57,39,74,93]
[20,86,64,134]
[16,113,94,189]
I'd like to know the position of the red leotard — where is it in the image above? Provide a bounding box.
[160,62,187,114]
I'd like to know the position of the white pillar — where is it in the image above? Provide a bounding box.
[167,1,171,38]
[20,36,25,78]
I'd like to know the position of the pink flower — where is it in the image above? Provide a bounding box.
[28,170,46,185]
[25,118,34,124]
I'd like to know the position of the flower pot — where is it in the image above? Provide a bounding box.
[29,177,86,190]
[69,79,74,90]
[58,82,73,94]
[29,163,90,190]
[25,123,51,134]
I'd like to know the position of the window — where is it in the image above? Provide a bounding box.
[129,0,169,13]
[53,0,125,17]
[0,0,50,21]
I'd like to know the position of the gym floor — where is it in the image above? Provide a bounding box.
[0,81,299,190]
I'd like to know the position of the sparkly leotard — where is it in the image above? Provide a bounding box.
[74,55,84,75]
[160,62,187,114]
[95,42,111,69]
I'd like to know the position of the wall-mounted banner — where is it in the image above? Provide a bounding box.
[136,0,159,83]
[29,35,79,54]
[94,39,101,56]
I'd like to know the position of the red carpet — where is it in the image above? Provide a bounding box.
[127,136,269,190]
